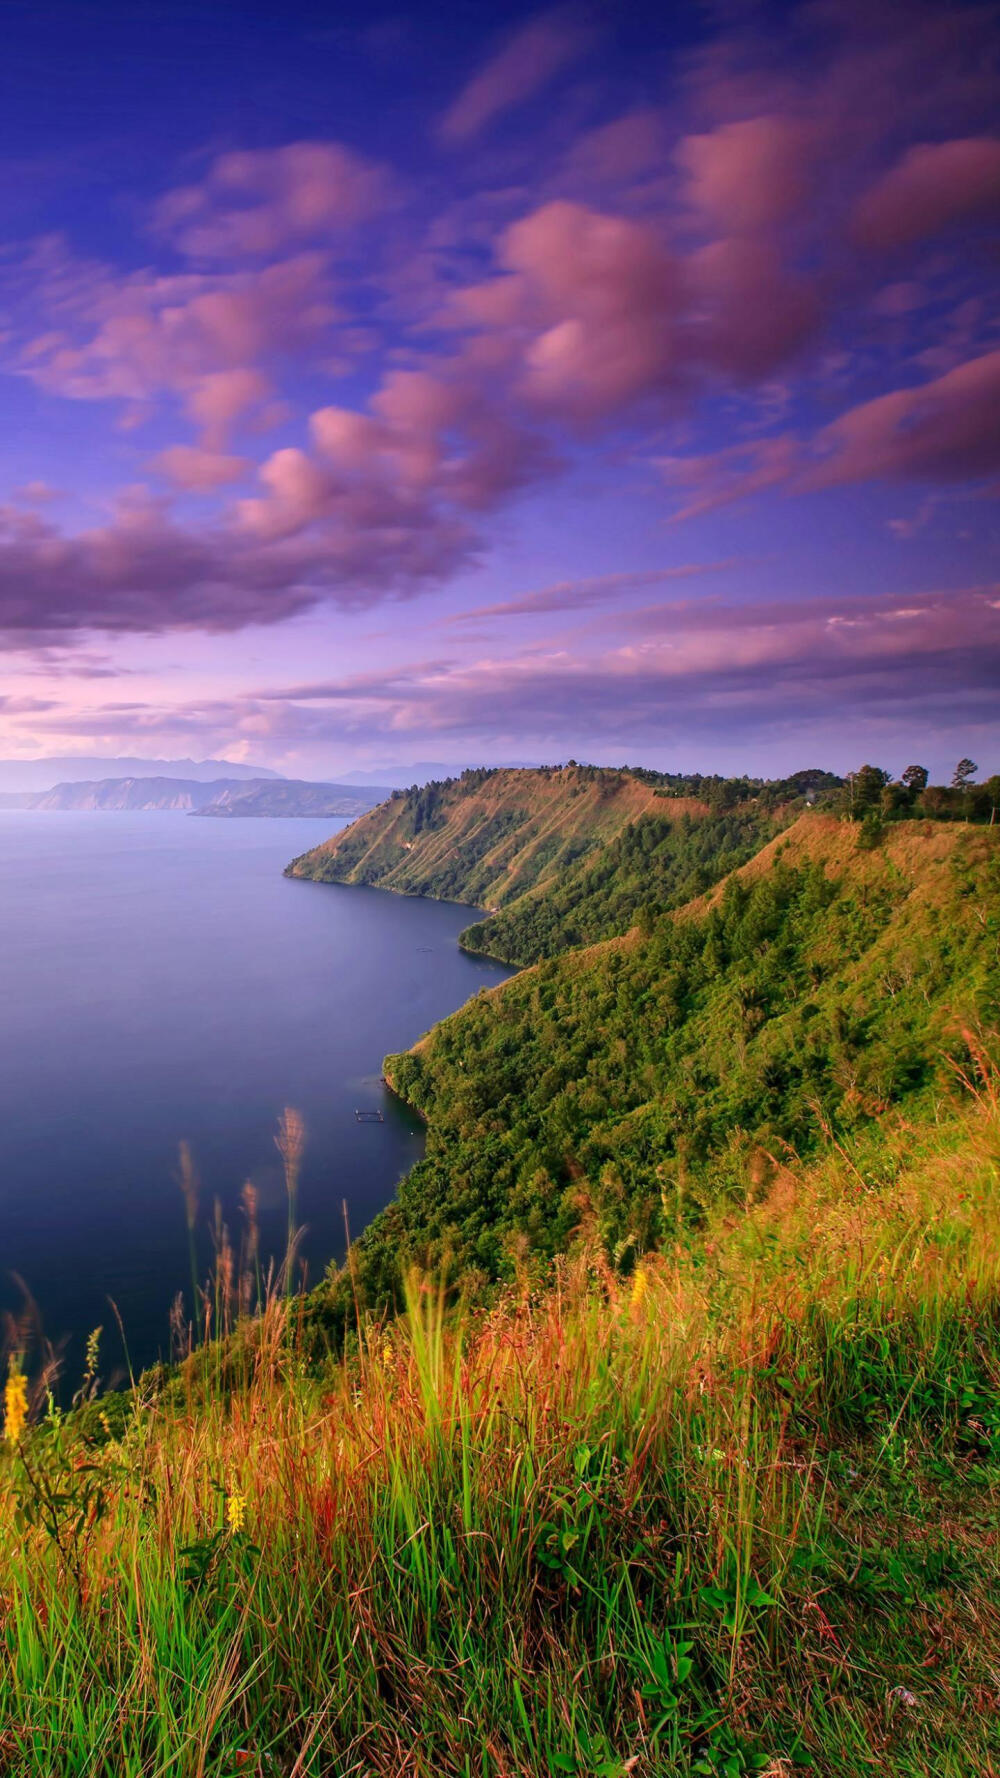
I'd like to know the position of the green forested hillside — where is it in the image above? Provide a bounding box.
[286,764,710,914]
[460,807,777,963]
[339,817,999,1309]
[287,762,838,964]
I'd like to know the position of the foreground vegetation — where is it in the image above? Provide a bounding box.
[2,1065,1000,1775]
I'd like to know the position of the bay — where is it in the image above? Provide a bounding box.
[0,812,510,1382]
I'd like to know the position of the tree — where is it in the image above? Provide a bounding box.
[856,811,884,850]
[880,782,910,817]
[921,785,953,817]
[952,758,978,790]
[846,764,890,818]
[981,775,1000,825]
[901,765,928,793]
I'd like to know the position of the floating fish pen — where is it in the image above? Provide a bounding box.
[355,1108,384,1124]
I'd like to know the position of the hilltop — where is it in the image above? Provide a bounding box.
[287,764,704,906]
[287,763,834,964]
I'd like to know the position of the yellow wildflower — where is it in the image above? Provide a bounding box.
[4,1363,28,1445]
[629,1265,649,1310]
[226,1491,246,1535]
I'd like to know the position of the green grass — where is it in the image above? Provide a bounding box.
[2,1071,1000,1775]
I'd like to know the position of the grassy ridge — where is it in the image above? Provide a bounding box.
[336,818,999,1307]
[286,765,706,919]
[285,764,846,966]
[2,1080,999,1774]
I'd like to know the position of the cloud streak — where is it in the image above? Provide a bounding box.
[445,562,739,624]
[437,13,592,144]
[23,585,996,762]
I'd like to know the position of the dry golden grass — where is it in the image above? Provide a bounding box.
[1,1073,999,1774]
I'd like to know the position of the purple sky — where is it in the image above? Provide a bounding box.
[1,0,998,780]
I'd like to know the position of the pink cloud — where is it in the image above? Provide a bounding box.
[438,13,591,144]
[12,481,59,505]
[152,446,251,491]
[186,368,271,448]
[560,110,668,188]
[680,2,999,179]
[155,142,392,260]
[810,349,1000,486]
[676,116,816,232]
[663,350,1000,518]
[661,437,798,522]
[445,561,737,624]
[236,361,546,554]
[20,253,334,406]
[0,496,313,637]
[501,201,681,422]
[853,137,1000,252]
[442,187,826,424]
[0,464,476,644]
[687,237,821,379]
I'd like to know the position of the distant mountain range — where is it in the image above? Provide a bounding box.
[0,754,547,798]
[6,776,394,817]
[0,755,281,794]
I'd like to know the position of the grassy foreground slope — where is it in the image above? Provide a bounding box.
[348,818,999,1301]
[2,1086,1000,1775]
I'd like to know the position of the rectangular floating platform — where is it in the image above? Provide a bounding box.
[355,1109,384,1123]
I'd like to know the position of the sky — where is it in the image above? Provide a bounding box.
[0,0,997,782]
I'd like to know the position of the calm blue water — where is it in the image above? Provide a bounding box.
[0,813,510,1382]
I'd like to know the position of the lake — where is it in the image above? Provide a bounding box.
[0,812,511,1383]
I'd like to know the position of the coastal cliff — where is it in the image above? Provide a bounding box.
[284,763,808,964]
